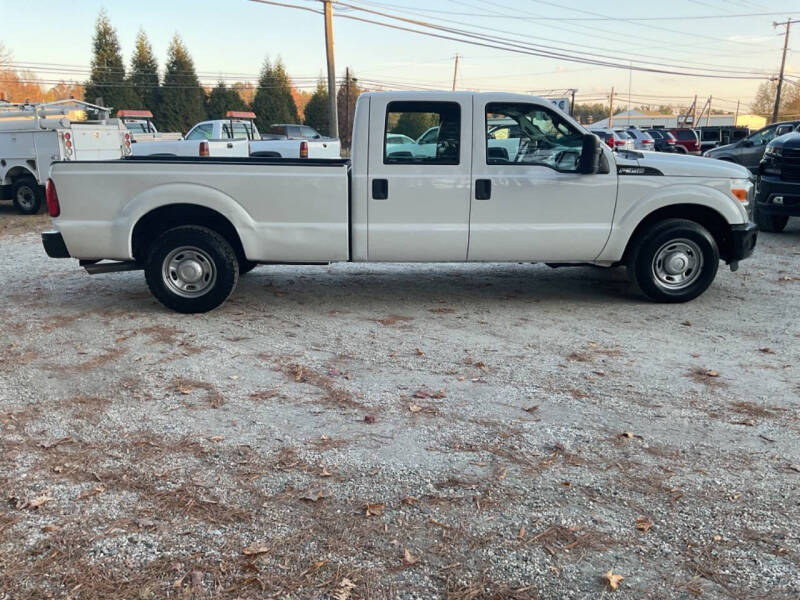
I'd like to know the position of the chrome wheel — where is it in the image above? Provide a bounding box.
[16,185,36,211]
[651,238,703,291]
[161,246,217,298]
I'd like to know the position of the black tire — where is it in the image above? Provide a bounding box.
[144,225,239,313]
[12,177,44,214]
[239,260,258,275]
[674,146,688,155]
[627,219,719,303]
[753,202,788,233]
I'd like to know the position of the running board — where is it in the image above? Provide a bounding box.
[82,260,141,275]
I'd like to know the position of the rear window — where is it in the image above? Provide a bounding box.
[647,130,663,139]
[384,101,461,165]
[674,130,697,141]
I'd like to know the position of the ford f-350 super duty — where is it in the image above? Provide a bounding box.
[41,91,757,313]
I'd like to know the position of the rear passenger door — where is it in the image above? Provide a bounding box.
[366,96,472,261]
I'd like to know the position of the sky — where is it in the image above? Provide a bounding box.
[1,0,798,113]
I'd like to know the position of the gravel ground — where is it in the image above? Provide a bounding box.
[1,205,799,599]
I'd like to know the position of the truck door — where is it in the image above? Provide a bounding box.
[468,99,617,262]
[367,96,471,261]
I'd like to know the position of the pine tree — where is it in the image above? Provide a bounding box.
[84,10,138,111]
[205,82,248,119]
[129,30,159,111]
[157,34,206,133]
[303,80,329,136]
[336,70,362,147]
[251,57,298,131]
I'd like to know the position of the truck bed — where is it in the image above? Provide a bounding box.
[50,157,351,263]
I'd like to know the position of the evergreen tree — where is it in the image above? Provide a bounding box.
[205,82,248,119]
[84,10,138,111]
[393,112,437,140]
[157,34,206,133]
[751,80,800,121]
[129,30,159,111]
[336,70,362,147]
[303,80,329,136]
[251,57,298,131]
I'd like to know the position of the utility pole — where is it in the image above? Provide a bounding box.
[344,67,350,144]
[608,87,615,127]
[691,94,697,128]
[452,54,460,91]
[772,19,794,124]
[323,0,339,139]
[569,88,576,117]
[706,95,712,126]
[733,99,740,126]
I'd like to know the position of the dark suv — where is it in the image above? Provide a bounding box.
[646,129,677,152]
[754,131,800,232]
[705,121,800,172]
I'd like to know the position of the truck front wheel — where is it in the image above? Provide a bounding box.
[627,219,719,303]
[12,177,44,214]
[144,226,239,313]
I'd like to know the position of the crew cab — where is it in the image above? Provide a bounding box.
[42,91,757,313]
[754,131,800,232]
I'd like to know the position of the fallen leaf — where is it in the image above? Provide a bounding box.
[403,548,418,565]
[178,385,192,395]
[523,405,539,413]
[408,404,423,413]
[320,466,332,477]
[41,524,60,532]
[364,415,376,424]
[39,437,74,449]
[603,570,624,591]
[401,496,418,505]
[789,464,800,473]
[758,347,775,354]
[681,320,692,326]
[334,578,356,600]
[518,525,526,539]
[415,348,424,356]
[635,517,653,533]
[21,495,53,510]
[242,543,270,555]
[474,361,486,369]
[299,489,328,503]
[365,503,385,517]
[497,467,507,481]
[209,436,224,442]
[704,370,720,377]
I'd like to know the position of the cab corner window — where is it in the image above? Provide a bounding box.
[384,101,460,165]
[486,102,583,172]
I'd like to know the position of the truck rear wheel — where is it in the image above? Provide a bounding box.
[12,177,44,214]
[144,226,239,313]
[627,219,719,303]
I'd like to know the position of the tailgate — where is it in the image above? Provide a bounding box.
[210,139,249,157]
[308,140,341,159]
[70,126,125,160]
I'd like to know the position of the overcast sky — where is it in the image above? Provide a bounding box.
[1,0,797,112]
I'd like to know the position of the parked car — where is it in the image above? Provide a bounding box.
[646,129,677,152]
[669,128,701,155]
[623,127,655,151]
[590,128,633,151]
[695,126,749,153]
[704,121,800,172]
[265,124,332,141]
[42,90,756,313]
[0,99,129,214]
[753,131,800,232]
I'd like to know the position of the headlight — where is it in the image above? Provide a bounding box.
[764,145,782,158]
[730,178,752,205]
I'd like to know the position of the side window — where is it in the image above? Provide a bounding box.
[232,123,251,139]
[186,123,212,140]
[384,101,460,164]
[485,102,584,171]
[776,125,793,137]
[222,124,232,139]
[749,126,776,146]
[300,126,319,138]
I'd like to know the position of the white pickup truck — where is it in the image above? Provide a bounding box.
[42,91,757,313]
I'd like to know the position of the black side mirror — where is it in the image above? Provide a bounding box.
[578,133,601,174]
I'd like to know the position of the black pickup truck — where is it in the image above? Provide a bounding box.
[755,131,800,232]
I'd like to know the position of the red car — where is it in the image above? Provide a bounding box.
[669,128,701,155]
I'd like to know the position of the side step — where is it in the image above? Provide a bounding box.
[81,260,141,275]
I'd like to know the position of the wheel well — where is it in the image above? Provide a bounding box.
[3,166,37,186]
[132,204,246,263]
[622,204,734,263]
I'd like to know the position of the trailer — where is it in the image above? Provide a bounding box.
[0,100,130,214]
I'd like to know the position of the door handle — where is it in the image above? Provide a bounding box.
[227,143,234,148]
[372,178,389,200]
[475,179,491,200]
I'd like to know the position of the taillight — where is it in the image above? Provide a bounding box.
[606,139,613,148]
[46,179,60,218]
[614,139,626,146]
[300,140,308,159]
[199,141,209,157]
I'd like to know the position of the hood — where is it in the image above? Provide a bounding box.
[615,150,750,179]
[766,131,800,151]
[705,142,736,157]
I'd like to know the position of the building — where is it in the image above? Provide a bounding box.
[590,109,766,130]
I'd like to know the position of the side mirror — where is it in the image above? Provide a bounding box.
[578,133,601,175]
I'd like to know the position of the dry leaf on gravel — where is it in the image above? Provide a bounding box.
[635,517,653,532]
[403,548,418,565]
[401,496,418,505]
[413,389,446,399]
[408,403,423,413]
[334,578,357,600]
[12,494,53,510]
[364,415,376,424]
[242,543,270,556]
[365,503,385,517]
[299,489,329,503]
[518,525,526,539]
[320,466,332,477]
[758,347,775,354]
[38,436,74,449]
[523,405,539,413]
[603,570,624,591]
[415,348,424,356]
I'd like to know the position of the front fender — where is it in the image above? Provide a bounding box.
[598,180,747,262]
[116,182,259,259]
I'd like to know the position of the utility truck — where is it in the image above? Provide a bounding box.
[1,100,129,214]
[42,91,757,312]
[117,109,182,143]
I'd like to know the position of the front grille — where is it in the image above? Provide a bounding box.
[780,150,800,181]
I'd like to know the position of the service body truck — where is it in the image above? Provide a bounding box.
[117,109,182,143]
[1,100,129,214]
[43,92,757,312]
